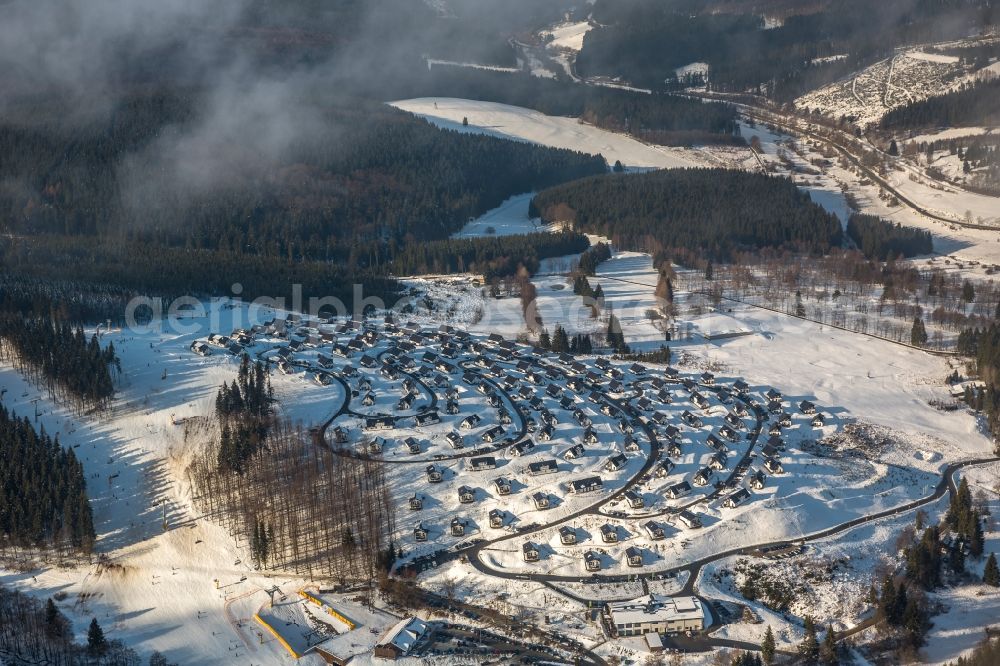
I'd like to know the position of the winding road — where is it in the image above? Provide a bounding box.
[276,330,998,659]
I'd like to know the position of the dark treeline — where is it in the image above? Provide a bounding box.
[956,323,1000,443]
[846,213,933,260]
[0,407,95,554]
[1,237,400,311]
[881,78,1000,130]
[0,272,138,325]
[576,0,995,100]
[390,230,590,281]
[0,317,118,413]
[190,420,396,583]
[0,587,139,665]
[409,66,741,145]
[215,356,274,474]
[530,169,843,262]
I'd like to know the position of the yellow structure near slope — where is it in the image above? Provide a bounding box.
[299,590,357,630]
[254,612,302,659]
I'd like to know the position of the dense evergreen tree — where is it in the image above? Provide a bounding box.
[570,333,593,355]
[0,407,95,552]
[905,526,943,590]
[215,356,275,474]
[799,615,820,665]
[576,0,993,99]
[846,214,933,261]
[0,317,118,412]
[391,230,589,281]
[911,317,929,346]
[956,323,1000,441]
[963,280,977,303]
[881,79,1000,131]
[606,312,629,353]
[819,626,840,665]
[984,552,1000,586]
[0,96,604,301]
[577,242,612,276]
[531,169,843,262]
[761,625,776,665]
[731,652,763,666]
[551,325,570,353]
[87,618,107,656]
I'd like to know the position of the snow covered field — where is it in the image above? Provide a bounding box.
[4,65,999,663]
[451,193,545,238]
[0,302,399,664]
[390,97,704,169]
[540,21,594,53]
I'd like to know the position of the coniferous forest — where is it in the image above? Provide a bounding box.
[0,273,137,324]
[389,230,590,281]
[0,407,95,554]
[530,169,844,262]
[880,78,1000,131]
[0,317,119,413]
[846,213,934,260]
[215,356,274,474]
[0,97,604,308]
[575,0,996,98]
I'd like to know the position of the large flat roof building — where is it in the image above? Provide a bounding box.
[604,595,705,637]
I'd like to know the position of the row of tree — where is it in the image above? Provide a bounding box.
[390,230,590,281]
[2,236,400,315]
[0,316,118,413]
[537,325,594,355]
[530,169,844,262]
[0,586,141,665]
[0,407,95,553]
[190,420,396,583]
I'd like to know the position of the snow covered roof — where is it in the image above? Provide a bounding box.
[606,595,704,627]
[376,616,428,655]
